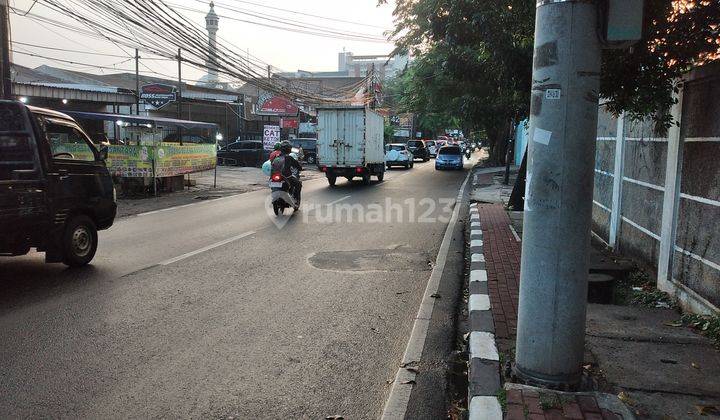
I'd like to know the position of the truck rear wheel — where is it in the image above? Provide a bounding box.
[362,173,371,185]
[327,175,337,186]
[62,215,98,267]
[377,171,384,182]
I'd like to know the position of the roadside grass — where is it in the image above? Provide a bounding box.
[615,269,719,346]
[613,269,675,308]
[680,313,720,347]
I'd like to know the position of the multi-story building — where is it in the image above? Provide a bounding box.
[338,50,409,79]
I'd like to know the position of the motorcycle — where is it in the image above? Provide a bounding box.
[269,172,300,215]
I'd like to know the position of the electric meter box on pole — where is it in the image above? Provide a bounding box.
[604,0,644,44]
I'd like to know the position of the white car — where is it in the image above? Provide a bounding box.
[385,144,414,169]
[425,140,438,157]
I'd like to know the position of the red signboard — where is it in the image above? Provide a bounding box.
[280,118,299,129]
[258,96,299,115]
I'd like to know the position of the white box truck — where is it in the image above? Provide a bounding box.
[316,106,386,186]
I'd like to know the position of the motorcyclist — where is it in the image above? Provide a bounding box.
[272,140,302,207]
[268,142,282,162]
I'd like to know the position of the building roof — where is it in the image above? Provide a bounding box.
[11,63,243,102]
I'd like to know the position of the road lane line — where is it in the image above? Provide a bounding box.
[381,170,472,420]
[158,231,256,266]
[326,195,351,206]
[131,173,331,219]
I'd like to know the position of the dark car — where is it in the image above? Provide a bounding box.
[217,140,265,167]
[406,140,430,161]
[435,145,464,170]
[0,100,117,266]
[291,138,317,164]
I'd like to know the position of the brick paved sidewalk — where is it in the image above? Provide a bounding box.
[473,203,631,420]
[505,387,625,420]
[476,203,521,340]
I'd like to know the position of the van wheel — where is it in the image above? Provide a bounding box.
[307,155,316,164]
[327,175,337,186]
[62,215,98,267]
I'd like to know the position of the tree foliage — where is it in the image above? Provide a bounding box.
[383,0,720,160]
[602,0,720,126]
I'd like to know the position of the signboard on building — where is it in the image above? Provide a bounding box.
[280,118,299,129]
[257,96,299,116]
[263,125,280,150]
[140,84,177,109]
[299,122,317,134]
[394,129,410,138]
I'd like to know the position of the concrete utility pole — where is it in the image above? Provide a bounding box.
[515,0,602,388]
[177,47,183,146]
[135,49,140,115]
[0,0,12,99]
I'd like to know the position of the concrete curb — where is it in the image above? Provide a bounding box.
[467,202,503,420]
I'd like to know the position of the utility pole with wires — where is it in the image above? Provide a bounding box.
[0,0,12,99]
[514,0,603,389]
[135,49,140,115]
[177,47,183,146]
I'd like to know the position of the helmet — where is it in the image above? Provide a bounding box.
[280,140,293,154]
[274,142,281,150]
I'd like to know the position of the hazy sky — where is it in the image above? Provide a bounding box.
[9,0,397,82]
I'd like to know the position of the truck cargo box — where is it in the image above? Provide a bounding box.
[316,106,385,186]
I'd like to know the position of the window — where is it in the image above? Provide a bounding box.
[386,144,406,152]
[0,135,37,180]
[300,140,316,149]
[45,119,97,162]
[408,141,424,148]
[228,143,242,151]
[439,146,462,155]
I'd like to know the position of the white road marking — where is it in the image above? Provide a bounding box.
[471,221,481,228]
[159,231,256,266]
[470,331,499,361]
[469,397,503,420]
[326,195,351,206]
[509,224,521,242]
[471,253,485,263]
[471,229,483,237]
[469,294,491,312]
[470,270,488,283]
[381,170,472,420]
[471,239,484,248]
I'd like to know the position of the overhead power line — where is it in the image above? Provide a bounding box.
[166,2,390,43]
[11,0,382,105]
[207,0,392,30]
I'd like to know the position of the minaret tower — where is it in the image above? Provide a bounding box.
[205,2,220,83]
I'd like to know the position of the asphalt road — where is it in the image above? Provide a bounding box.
[0,159,471,419]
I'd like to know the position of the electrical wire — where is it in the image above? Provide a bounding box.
[12,0,383,105]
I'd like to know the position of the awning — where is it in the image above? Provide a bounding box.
[64,111,219,130]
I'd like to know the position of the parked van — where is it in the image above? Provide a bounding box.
[0,100,116,266]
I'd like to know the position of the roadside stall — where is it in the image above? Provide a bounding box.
[63,111,220,196]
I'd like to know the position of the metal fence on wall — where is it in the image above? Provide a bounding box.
[592,63,720,315]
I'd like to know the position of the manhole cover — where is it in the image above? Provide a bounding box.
[309,249,431,272]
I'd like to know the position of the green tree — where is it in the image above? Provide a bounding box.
[383,0,720,160]
[382,0,535,163]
